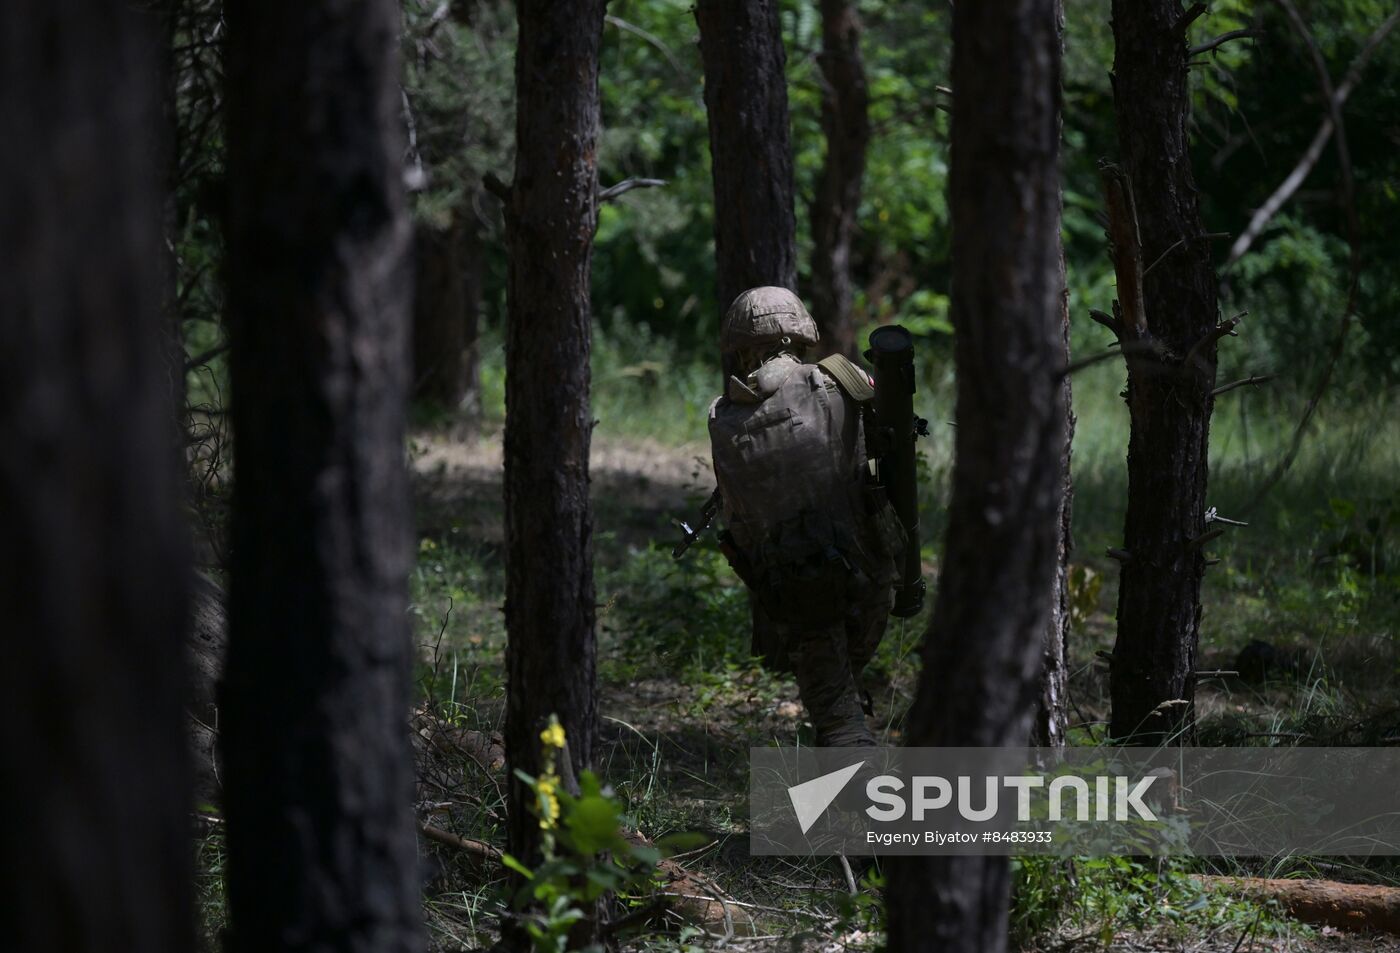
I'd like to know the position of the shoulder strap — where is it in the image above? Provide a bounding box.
[817,354,875,403]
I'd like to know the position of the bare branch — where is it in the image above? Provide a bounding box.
[1227,7,1399,266]
[1056,339,1160,379]
[1190,29,1262,57]
[598,177,667,203]
[1205,506,1249,527]
[185,342,230,372]
[1143,231,1230,276]
[1212,374,1273,397]
[1176,3,1209,33]
[1088,307,1122,338]
[605,14,685,76]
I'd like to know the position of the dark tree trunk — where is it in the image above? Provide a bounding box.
[810,0,870,361]
[157,0,189,462]
[220,2,423,951]
[695,0,798,323]
[501,0,606,945]
[412,207,482,412]
[696,0,799,663]
[1034,248,1075,749]
[0,4,193,952]
[1034,0,1074,750]
[885,1,1064,950]
[1107,0,1221,744]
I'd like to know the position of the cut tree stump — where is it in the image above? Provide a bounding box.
[1197,875,1400,936]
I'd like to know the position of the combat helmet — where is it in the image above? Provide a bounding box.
[720,286,819,354]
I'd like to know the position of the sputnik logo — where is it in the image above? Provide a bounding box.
[787,761,865,834]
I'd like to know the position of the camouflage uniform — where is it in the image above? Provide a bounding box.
[708,288,901,748]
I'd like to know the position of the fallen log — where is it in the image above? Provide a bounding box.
[418,822,501,869]
[1197,875,1400,936]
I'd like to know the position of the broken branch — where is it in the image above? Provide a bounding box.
[1088,307,1122,338]
[1205,506,1248,527]
[1098,161,1148,338]
[1188,527,1226,550]
[1184,311,1246,371]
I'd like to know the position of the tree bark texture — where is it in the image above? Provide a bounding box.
[502,0,606,941]
[1034,249,1075,749]
[1034,0,1074,750]
[412,210,481,411]
[1107,0,1221,744]
[885,1,1064,950]
[810,0,871,360]
[695,0,799,322]
[221,2,423,951]
[0,4,193,952]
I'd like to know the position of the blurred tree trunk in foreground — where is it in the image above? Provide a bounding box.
[696,0,799,668]
[0,3,193,951]
[810,0,871,361]
[501,0,607,947]
[886,0,1065,950]
[220,1,423,950]
[412,207,482,412]
[1107,0,1222,744]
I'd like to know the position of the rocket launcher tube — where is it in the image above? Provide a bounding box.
[866,325,928,618]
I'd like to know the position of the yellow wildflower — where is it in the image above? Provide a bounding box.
[536,776,561,830]
[539,720,566,751]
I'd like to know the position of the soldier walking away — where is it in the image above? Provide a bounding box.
[696,286,921,748]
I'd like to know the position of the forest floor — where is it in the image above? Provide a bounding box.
[395,411,1400,953]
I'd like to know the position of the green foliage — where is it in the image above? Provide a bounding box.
[1011,856,1303,951]
[507,719,665,953]
[599,542,753,678]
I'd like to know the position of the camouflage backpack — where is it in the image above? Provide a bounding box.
[708,352,903,628]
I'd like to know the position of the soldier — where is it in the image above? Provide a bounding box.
[707,287,905,748]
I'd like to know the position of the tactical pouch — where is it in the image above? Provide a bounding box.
[752,511,854,627]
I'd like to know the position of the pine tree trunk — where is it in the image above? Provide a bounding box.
[501,0,607,946]
[220,2,424,950]
[0,4,193,951]
[810,0,870,361]
[1107,0,1221,744]
[695,0,798,320]
[696,0,799,664]
[885,1,1064,949]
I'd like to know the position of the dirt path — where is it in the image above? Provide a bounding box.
[410,427,714,548]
